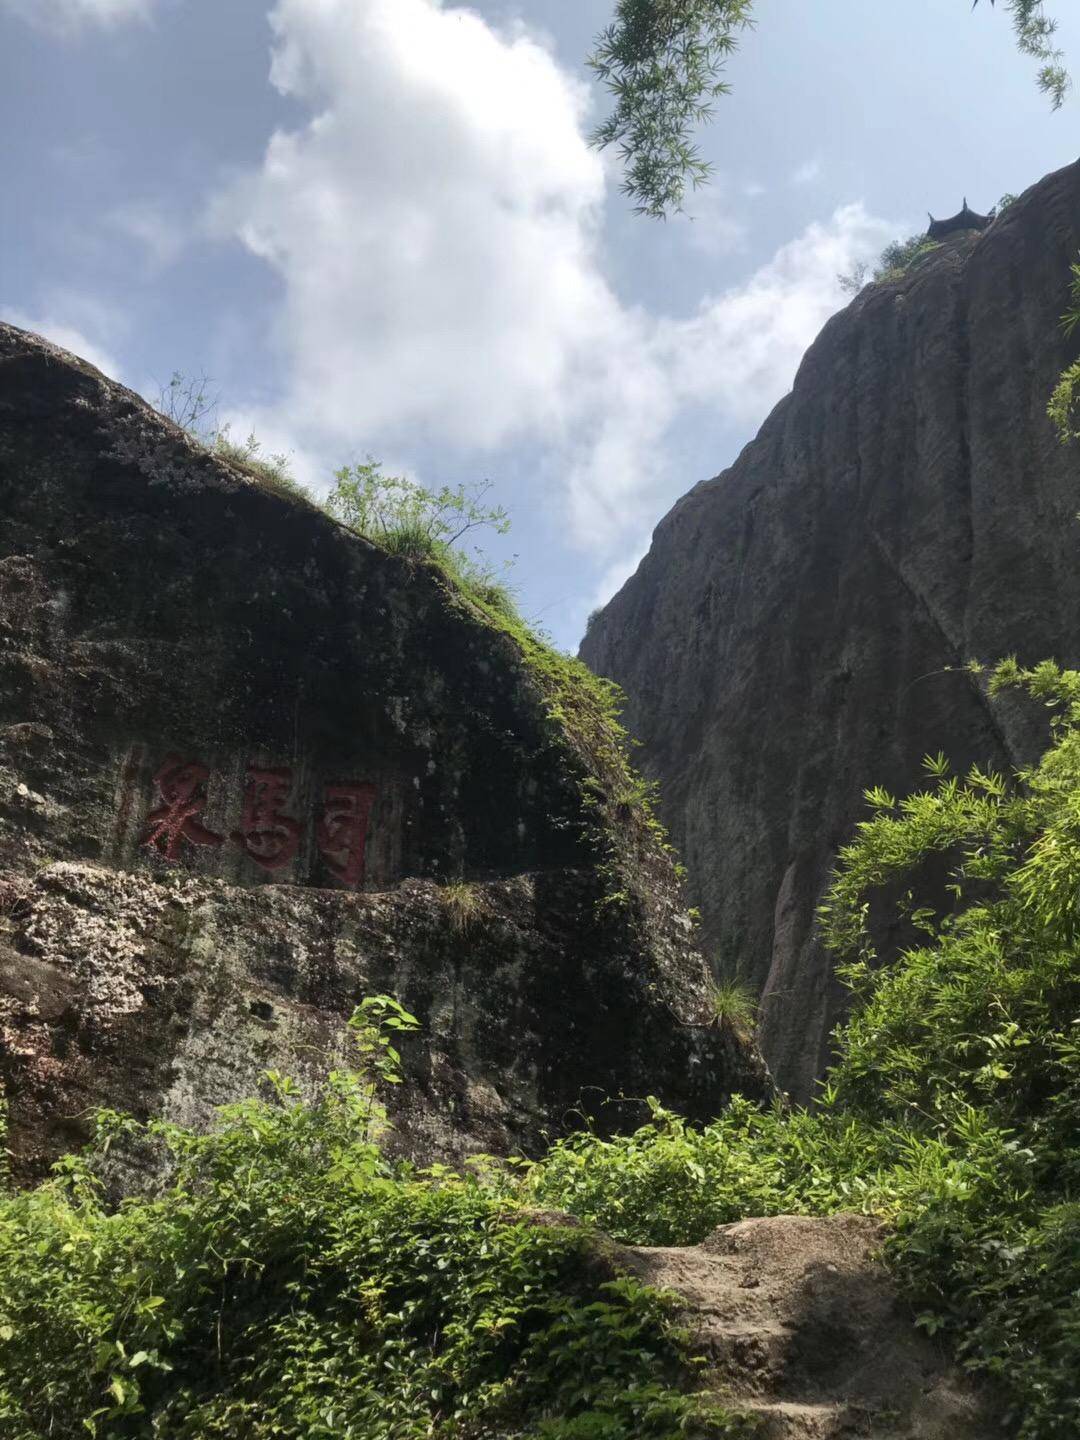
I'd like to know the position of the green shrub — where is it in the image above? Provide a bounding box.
[324,459,516,612]
[838,233,943,295]
[706,979,757,1040]
[212,427,307,501]
[525,1097,892,1246]
[530,659,1080,1437]
[0,1000,750,1440]
[153,372,308,504]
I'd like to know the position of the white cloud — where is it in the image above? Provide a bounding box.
[0,0,154,33]
[559,201,894,543]
[791,157,823,186]
[658,203,893,422]
[673,184,749,257]
[587,543,650,618]
[109,200,186,268]
[1,307,121,379]
[213,0,608,456]
[216,0,893,563]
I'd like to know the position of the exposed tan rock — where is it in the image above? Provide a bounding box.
[625,1213,997,1438]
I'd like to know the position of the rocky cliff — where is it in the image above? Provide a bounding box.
[581,157,1080,1098]
[0,320,767,1182]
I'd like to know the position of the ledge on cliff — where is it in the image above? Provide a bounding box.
[0,320,768,1183]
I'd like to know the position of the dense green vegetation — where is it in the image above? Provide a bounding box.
[0,999,752,1440]
[533,659,1080,1439]
[4,662,1080,1436]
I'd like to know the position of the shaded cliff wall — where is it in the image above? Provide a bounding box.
[0,321,768,1181]
[581,158,1080,1098]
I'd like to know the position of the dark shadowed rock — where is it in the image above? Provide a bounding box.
[581,158,1080,1098]
[0,321,768,1182]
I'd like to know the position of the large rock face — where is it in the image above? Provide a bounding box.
[581,159,1080,1098]
[0,321,768,1182]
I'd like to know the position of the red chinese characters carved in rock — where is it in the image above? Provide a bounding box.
[142,758,376,885]
[316,783,376,888]
[143,757,224,859]
[232,766,302,872]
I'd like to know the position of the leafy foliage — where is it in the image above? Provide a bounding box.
[837,233,942,296]
[588,0,754,217]
[976,0,1070,108]
[526,1096,893,1248]
[325,460,516,614]
[0,999,751,1440]
[1047,258,1080,442]
[873,234,942,281]
[532,660,1080,1438]
[592,2,1067,219]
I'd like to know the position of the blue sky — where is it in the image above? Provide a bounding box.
[2,0,1077,647]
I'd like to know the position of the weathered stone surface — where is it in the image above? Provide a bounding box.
[625,1214,996,1437]
[0,320,768,1181]
[581,158,1080,1098]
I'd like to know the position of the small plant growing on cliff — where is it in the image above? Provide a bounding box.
[326,459,515,611]
[441,880,483,932]
[155,369,217,435]
[1048,256,1080,442]
[153,370,305,501]
[211,425,306,502]
[706,978,757,1039]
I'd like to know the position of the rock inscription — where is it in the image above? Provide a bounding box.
[143,756,376,887]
